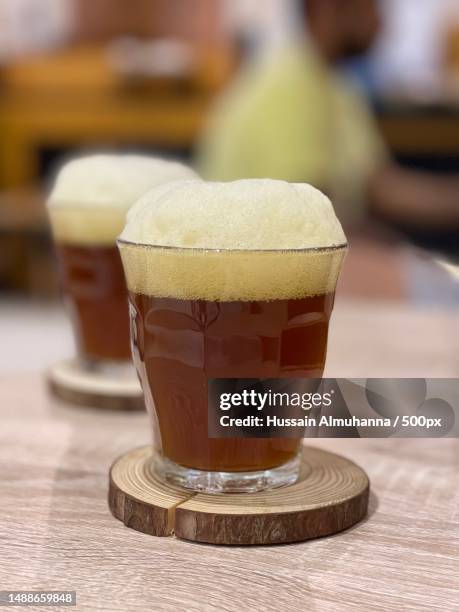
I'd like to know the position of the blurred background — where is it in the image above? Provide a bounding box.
[0,0,458,375]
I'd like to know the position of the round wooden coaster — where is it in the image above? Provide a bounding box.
[109,446,369,545]
[48,358,144,411]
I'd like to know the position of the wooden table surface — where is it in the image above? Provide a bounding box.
[0,44,235,189]
[1,375,458,610]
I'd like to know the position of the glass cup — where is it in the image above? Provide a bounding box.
[118,240,347,492]
[49,206,132,375]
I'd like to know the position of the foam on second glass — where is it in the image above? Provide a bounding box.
[47,154,198,245]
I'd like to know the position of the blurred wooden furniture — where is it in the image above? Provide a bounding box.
[0,188,57,294]
[74,0,222,43]
[3,44,459,187]
[377,104,459,156]
[0,42,235,294]
[0,44,235,188]
[0,371,457,610]
[0,188,46,230]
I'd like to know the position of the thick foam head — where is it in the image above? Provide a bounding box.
[122,179,346,249]
[119,179,347,301]
[47,154,197,245]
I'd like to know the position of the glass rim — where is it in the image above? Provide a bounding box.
[116,238,348,254]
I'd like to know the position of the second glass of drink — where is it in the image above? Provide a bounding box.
[47,154,197,375]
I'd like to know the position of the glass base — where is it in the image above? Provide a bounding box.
[153,453,301,494]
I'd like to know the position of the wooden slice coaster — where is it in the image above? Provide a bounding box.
[109,445,369,545]
[47,358,144,411]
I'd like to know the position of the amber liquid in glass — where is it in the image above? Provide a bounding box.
[57,245,131,362]
[130,292,335,472]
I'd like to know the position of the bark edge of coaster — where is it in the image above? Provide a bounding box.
[47,358,144,411]
[108,445,370,545]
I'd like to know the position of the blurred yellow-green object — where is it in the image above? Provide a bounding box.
[196,43,387,226]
